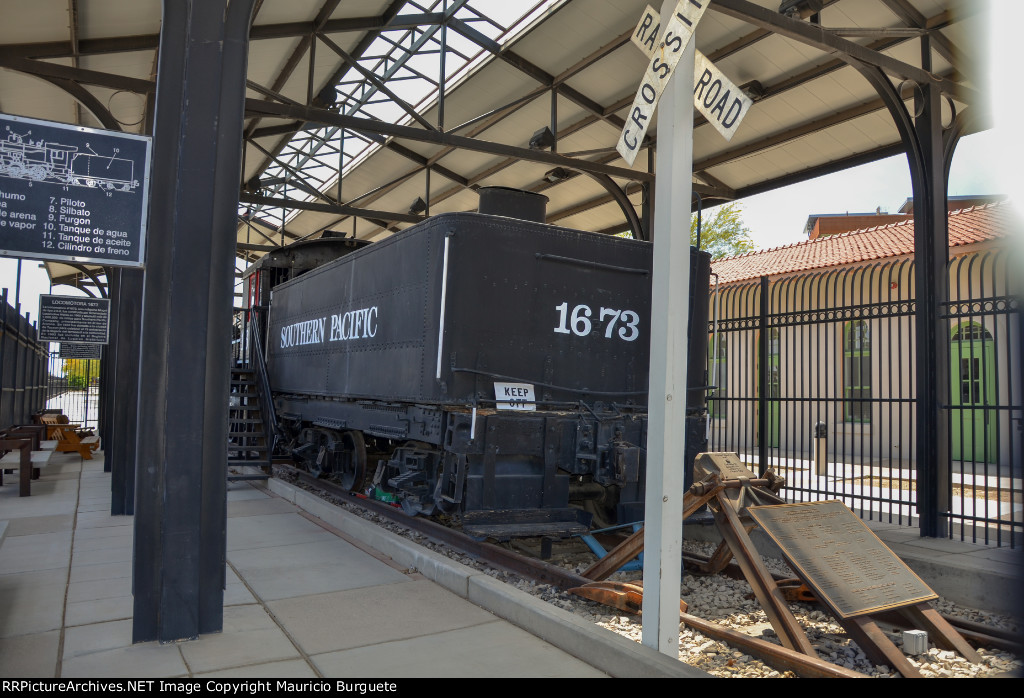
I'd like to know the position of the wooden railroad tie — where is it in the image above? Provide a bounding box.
[569,452,982,678]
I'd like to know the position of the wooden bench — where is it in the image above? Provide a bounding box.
[51,427,99,460]
[38,414,93,440]
[0,438,53,497]
[2,424,46,450]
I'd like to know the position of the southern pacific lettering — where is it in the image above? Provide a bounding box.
[280,318,326,348]
[279,306,379,349]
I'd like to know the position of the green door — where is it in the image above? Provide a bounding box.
[950,323,996,463]
[758,329,780,448]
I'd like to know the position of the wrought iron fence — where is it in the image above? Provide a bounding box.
[706,251,1022,547]
[0,289,49,426]
[44,350,100,431]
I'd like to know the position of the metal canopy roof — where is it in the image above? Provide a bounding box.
[0,0,989,293]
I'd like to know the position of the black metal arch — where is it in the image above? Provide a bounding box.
[2,68,124,131]
[578,170,645,241]
[843,38,956,538]
[66,264,108,298]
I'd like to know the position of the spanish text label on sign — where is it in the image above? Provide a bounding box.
[0,113,151,268]
[616,0,709,166]
[38,295,111,344]
[59,342,103,359]
[494,382,537,411]
[630,4,751,142]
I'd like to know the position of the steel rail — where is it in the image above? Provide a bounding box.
[271,464,1017,673]
[267,464,880,678]
[280,463,587,590]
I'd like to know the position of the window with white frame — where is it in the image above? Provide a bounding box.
[843,320,871,423]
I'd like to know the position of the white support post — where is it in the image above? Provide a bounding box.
[641,0,695,656]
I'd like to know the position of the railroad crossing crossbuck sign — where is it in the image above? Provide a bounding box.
[616,1,753,166]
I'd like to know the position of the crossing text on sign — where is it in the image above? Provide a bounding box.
[615,0,709,166]
[628,3,751,143]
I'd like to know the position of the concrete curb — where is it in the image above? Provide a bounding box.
[467,574,706,678]
[686,519,1021,616]
[267,478,707,678]
[897,549,1021,617]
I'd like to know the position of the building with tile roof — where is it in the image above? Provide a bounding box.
[704,201,1020,524]
[713,201,1013,285]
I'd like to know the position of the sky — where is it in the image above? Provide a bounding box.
[2,4,1019,325]
[737,3,1021,253]
[728,128,1006,251]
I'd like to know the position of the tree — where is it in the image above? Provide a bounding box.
[691,201,755,260]
[63,359,100,388]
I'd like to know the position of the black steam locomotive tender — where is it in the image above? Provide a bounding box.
[265,188,709,539]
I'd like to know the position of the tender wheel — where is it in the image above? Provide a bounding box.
[301,429,366,491]
[336,430,366,492]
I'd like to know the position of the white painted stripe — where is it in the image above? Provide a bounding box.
[436,235,451,380]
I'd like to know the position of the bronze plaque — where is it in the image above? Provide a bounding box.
[747,500,937,618]
[694,452,758,481]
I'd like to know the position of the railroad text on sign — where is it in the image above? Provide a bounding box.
[630,4,751,142]
[615,0,709,166]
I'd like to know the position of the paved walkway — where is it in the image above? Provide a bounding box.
[0,450,698,678]
[2,449,1020,678]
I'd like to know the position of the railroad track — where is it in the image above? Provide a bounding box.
[271,463,1021,677]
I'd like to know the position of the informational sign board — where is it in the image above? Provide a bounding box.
[747,500,938,618]
[0,113,151,267]
[616,0,709,166]
[629,4,752,142]
[59,342,103,359]
[38,295,111,344]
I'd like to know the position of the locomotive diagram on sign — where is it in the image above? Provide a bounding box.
[0,113,151,268]
[0,126,140,193]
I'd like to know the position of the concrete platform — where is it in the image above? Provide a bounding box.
[0,451,700,678]
[1,450,1020,678]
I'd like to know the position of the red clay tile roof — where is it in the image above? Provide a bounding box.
[711,201,1014,284]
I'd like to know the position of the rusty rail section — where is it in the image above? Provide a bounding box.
[275,464,870,678]
[281,464,585,588]
[277,463,1015,676]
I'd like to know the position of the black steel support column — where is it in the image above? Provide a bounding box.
[106,270,120,487]
[133,0,256,643]
[1,289,9,426]
[101,268,117,471]
[11,300,22,424]
[110,268,143,515]
[911,41,951,538]
[641,148,654,242]
[758,275,769,475]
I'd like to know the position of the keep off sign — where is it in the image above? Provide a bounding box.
[616,0,709,166]
[628,4,752,144]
